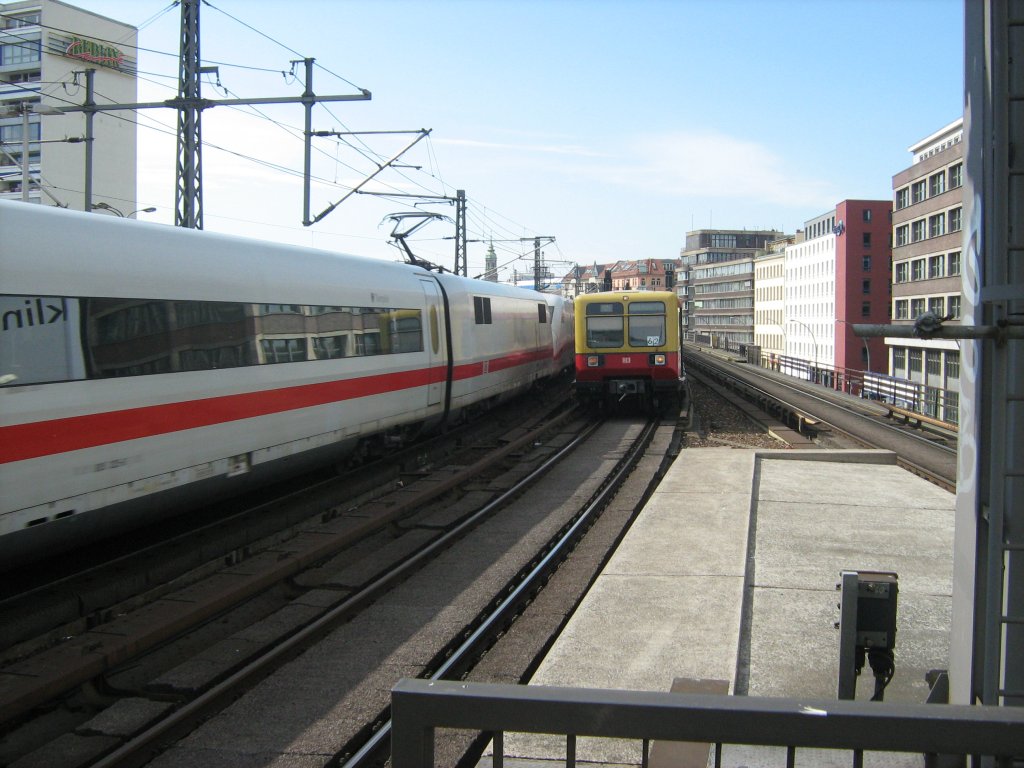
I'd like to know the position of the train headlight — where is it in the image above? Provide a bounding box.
[651,353,667,366]
[587,355,602,367]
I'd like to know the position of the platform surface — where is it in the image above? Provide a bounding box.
[490,448,956,767]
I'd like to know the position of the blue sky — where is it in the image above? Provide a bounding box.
[52,0,963,280]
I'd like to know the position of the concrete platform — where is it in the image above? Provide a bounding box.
[490,448,956,767]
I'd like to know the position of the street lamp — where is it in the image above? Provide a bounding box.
[836,318,871,374]
[787,318,818,382]
[0,102,65,202]
[91,202,157,218]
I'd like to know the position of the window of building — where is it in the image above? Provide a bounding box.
[894,299,909,319]
[911,298,926,317]
[260,304,301,315]
[862,255,872,271]
[895,262,909,283]
[929,296,945,316]
[929,171,946,197]
[946,351,960,379]
[911,220,926,242]
[861,301,871,318]
[862,209,872,222]
[948,294,962,318]
[949,207,963,232]
[862,232,871,248]
[949,162,963,189]
[928,255,945,278]
[948,251,962,275]
[929,214,946,238]
[895,224,910,247]
[893,347,906,373]
[0,121,41,144]
[4,70,42,84]
[912,180,927,203]
[896,188,910,209]
[911,259,925,281]
[3,11,41,27]
[909,349,923,373]
[1,39,40,65]
[862,279,871,294]
[926,351,942,376]
[946,391,960,425]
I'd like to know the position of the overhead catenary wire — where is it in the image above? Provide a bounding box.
[3,4,560,268]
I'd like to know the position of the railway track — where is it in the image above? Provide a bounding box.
[0,398,685,768]
[682,349,957,489]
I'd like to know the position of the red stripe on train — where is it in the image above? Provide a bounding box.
[2,350,554,464]
[0,367,441,464]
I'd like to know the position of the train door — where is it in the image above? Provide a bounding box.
[419,279,445,406]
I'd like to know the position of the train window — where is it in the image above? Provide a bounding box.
[627,301,665,315]
[313,335,347,359]
[474,296,492,324]
[538,303,548,323]
[1,293,425,386]
[429,306,440,354]
[586,316,624,347]
[628,315,665,347]
[261,338,308,363]
[585,302,623,316]
[390,313,424,353]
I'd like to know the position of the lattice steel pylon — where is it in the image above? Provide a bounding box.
[175,0,203,229]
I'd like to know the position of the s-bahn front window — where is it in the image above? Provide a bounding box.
[585,301,624,347]
[627,301,666,347]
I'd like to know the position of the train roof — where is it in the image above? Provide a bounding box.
[574,289,679,304]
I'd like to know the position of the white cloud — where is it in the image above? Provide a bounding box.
[586,131,839,210]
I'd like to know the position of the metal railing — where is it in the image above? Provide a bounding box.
[391,679,1024,767]
[684,332,961,427]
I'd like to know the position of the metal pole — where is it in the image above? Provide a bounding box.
[455,189,466,276]
[301,58,314,228]
[175,0,202,228]
[21,104,29,202]
[837,571,860,700]
[534,237,541,291]
[788,318,818,380]
[83,68,95,211]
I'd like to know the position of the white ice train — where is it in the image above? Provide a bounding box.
[0,201,573,567]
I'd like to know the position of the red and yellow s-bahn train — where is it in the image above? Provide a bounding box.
[573,290,687,412]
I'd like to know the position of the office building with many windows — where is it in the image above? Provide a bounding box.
[0,0,137,210]
[682,229,783,346]
[889,118,964,422]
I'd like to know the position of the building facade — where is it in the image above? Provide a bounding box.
[889,119,964,422]
[0,0,137,210]
[752,235,791,360]
[682,229,783,346]
[782,200,891,376]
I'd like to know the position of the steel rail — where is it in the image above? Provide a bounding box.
[684,353,955,490]
[89,415,608,768]
[339,416,662,768]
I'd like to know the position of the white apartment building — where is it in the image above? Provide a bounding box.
[0,0,137,211]
[752,236,789,360]
[783,213,837,374]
